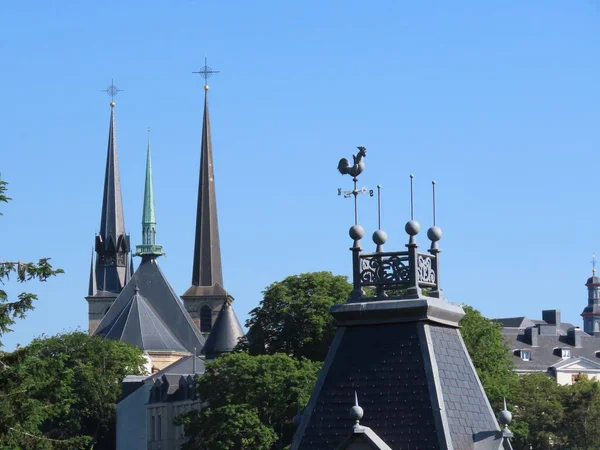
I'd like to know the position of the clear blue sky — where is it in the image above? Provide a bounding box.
[1,1,599,350]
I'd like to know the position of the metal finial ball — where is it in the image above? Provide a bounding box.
[110,101,116,107]
[498,409,512,426]
[405,220,420,236]
[204,85,209,91]
[373,230,388,245]
[427,226,442,242]
[349,225,364,241]
[349,405,364,421]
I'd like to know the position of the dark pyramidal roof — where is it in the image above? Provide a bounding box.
[98,286,187,352]
[95,257,204,353]
[202,301,244,358]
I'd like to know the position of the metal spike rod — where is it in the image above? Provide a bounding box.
[410,174,415,221]
[377,185,382,230]
[593,253,597,276]
[432,180,437,226]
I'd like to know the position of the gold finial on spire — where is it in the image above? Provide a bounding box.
[193,57,220,90]
[592,253,597,275]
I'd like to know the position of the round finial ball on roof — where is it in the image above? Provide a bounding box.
[110,101,116,107]
[204,85,209,91]
[498,409,512,426]
[405,220,420,236]
[349,225,364,241]
[373,230,388,245]
[427,226,443,242]
[349,405,364,421]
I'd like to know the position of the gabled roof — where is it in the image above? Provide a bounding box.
[95,257,205,353]
[98,287,187,353]
[336,425,392,450]
[494,317,536,329]
[202,301,244,358]
[550,356,600,371]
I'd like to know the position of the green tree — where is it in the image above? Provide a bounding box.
[0,331,147,449]
[508,373,564,450]
[178,352,321,450]
[559,377,600,450]
[0,176,64,348]
[241,272,352,361]
[459,305,515,407]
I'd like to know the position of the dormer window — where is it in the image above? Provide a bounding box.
[562,348,572,359]
[519,350,531,361]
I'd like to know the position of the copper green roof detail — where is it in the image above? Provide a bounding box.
[136,135,163,257]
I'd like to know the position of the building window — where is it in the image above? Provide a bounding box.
[200,305,212,333]
[151,415,155,441]
[157,415,162,440]
[562,349,572,359]
[520,350,531,361]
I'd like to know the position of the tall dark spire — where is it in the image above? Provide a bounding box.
[94,102,130,293]
[190,87,225,293]
[99,104,126,243]
[87,100,131,334]
[183,67,236,336]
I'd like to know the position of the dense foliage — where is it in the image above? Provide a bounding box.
[0,331,147,449]
[177,352,321,450]
[241,271,352,361]
[459,305,515,408]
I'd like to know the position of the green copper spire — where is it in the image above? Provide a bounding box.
[136,133,163,258]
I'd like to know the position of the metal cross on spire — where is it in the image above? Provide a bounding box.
[592,253,597,275]
[193,57,220,89]
[102,78,123,104]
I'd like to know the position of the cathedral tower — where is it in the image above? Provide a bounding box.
[181,69,235,337]
[86,99,130,334]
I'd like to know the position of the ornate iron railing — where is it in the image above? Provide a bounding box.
[357,249,438,296]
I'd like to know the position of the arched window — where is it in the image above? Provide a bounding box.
[200,305,212,333]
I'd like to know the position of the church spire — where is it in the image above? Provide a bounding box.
[87,91,131,335]
[136,132,163,258]
[190,84,225,291]
[94,100,130,293]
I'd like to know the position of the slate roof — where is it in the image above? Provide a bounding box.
[295,322,440,450]
[202,301,244,358]
[430,325,498,448]
[293,300,503,450]
[95,257,205,353]
[97,288,187,352]
[498,310,600,372]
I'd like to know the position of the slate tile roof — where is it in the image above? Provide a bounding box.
[430,325,498,449]
[297,322,440,450]
[95,257,205,353]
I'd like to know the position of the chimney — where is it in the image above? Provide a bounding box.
[542,309,561,327]
[525,326,538,347]
[568,327,582,348]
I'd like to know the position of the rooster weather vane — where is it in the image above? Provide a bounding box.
[337,146,372,225]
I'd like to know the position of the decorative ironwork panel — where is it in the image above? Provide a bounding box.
[417,254,436,284]
[360,252,410,287]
